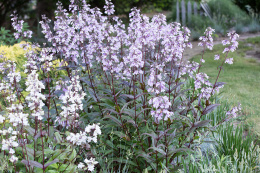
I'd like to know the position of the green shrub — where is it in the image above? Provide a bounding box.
[209,0,252,27]
[0,27,16,46]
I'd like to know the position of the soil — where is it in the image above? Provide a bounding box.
[184,32,260,61]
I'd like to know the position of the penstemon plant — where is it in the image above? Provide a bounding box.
[0,0,245,172]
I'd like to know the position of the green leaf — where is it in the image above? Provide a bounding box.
[68,149,77,162]
[25,146,34,157]
[101,98,115,107]
[54,132,63,143]
[52,149,62,159]
[137,152,156,170]
[67,166,77,173]
[44,159,59,169]
[113,158,138,166]
[47,170,59,173]
[24,126,35,136]
[168,148,190,157]
[104,114,122,127]
[113,131,130,141]
[48,163,59,169]
[148,147,166,156]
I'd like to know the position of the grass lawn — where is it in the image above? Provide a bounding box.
[192,37,260,134]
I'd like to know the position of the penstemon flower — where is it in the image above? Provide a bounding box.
[11,13,32,39]
[198,27,215,50]
[25,70,46,120]
[56,74,86,128]
[149,96,173,121]
[6,103,29,127]
[226,104,241,118]
[214,54,220,60]
[225,58,233,64]
[104,0,115,15]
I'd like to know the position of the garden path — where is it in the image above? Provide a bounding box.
[183,32,260,61]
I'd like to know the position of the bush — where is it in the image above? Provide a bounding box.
[209,0,251,27]
[0,0,246,172]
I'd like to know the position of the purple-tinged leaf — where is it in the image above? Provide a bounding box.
[168,148,190,157]
[202,104,220,115]
[21,160,43,169]
[119,94,134,99]
[148,147,166,156]
[44,159,59,169]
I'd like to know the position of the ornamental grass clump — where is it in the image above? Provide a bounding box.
[0,0,247,172]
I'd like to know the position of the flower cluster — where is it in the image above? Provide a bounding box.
[222,31,239,54]
[56,74,86,128]
[0,127,19,163]
[198,27,215,50]
[149,96,173,121]
[6,103,29,126]
[25,70,46,120]
[0,1,242,172]
[11,13,32,39]
[226,104,241,118]
[66,123,101,145]
[78,157,98,172]
[104,0,115,15]
[67,124,101,171]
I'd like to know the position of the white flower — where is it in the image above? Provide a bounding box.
[67,131,87,145]
[9,148,15,154]
[78,162,85,169]
[9,155,18,163]
[84,157,98,172]
[0,115,5,123]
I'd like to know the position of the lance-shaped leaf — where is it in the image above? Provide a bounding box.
[137,152,156,170]
[104,114,122,127]
[44,159,59,169]
[34,130,46,140]
[202,104,220,115]
[119,94,134,99]
[113,131,130,141]
[54,132,63,143]
[21,160,43,169]
[166,82,184,93]
[168,148,191,157]
[190,120,212,132]
[148,146,166,156]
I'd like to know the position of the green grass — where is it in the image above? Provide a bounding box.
[192,37,260,134]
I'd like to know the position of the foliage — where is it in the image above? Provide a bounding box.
[0,41,28,70]
[179,141,260,173]
[0,21,31,46]
[232,0,260,14]
[169,0,260,37]
[0,0,248,172]
[208,0,260,34]
[215,123,259,170]
[0,27,16,46]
